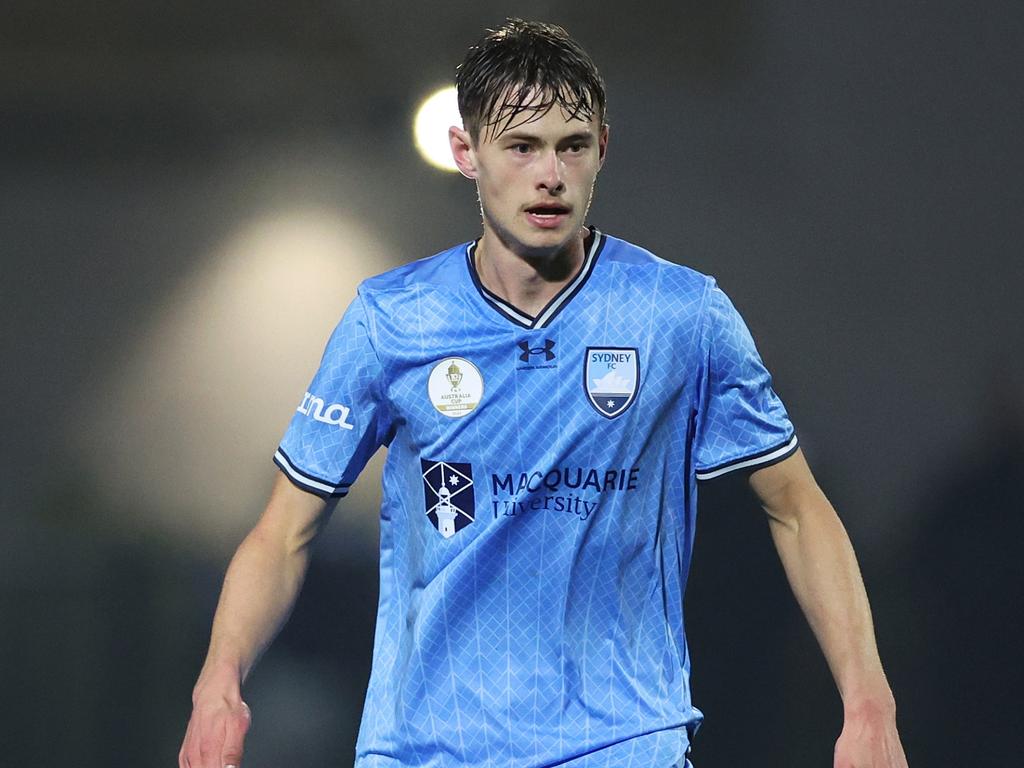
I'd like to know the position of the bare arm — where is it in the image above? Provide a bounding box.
[748,448,908,768]
[179,473,331,768]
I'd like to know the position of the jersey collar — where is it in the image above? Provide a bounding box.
[465,227,605,330]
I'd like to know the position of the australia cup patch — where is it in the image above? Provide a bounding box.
[428,357,483,418]
[421,459,475,538]
[584,347,640,418]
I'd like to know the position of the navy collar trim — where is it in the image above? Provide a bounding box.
[465,227,605,330]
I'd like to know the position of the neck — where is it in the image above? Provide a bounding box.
[475,228,588,318]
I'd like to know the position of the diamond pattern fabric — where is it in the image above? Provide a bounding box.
[276,231,796,767]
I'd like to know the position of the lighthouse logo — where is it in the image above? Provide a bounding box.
[421,459,475,538]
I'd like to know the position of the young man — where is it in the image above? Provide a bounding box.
[180,19,908,768]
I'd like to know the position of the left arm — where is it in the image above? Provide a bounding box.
[748,448,908,768]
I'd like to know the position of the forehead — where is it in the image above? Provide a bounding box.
[479,84,600,142]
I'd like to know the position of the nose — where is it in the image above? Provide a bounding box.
[537,149,565,193]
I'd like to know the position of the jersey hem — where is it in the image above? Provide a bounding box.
[694,432,799,481]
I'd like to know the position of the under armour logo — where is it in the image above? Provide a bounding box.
[518,339,556,362]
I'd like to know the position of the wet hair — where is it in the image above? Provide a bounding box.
[455,18,607,142]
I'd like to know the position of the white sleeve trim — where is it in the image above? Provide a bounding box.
[695,434,799,481]
[274,448,349,497]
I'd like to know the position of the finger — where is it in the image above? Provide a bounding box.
[179,725,190,767]
[196,711,229,768]
[180,715,199,768]
[221,701,252,768]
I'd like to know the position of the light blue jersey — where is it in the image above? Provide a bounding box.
[275,229,797,767]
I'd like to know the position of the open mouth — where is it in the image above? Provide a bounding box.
[526,204,571,217]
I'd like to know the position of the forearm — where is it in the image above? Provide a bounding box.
[752,452,906,766]
[181,477,326,768]
[198,524,312,688]
[766,484,892,706]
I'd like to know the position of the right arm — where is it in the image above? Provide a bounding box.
[179,472,329,768]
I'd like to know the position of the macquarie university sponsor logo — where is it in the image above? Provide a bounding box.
[489,464,640,522]
[428,357,483,418]
[297,391,355,430]
[584,347,640,418]
[421,459,475,538]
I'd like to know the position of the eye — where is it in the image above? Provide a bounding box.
[510,143,531,154]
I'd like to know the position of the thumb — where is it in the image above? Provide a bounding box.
[221,700,251,767]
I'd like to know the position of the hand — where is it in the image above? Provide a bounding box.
[179,678,252,768]
[833,696,908,768]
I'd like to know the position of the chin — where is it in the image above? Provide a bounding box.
[484,212,581,259]
[516,233,574,260]
[520,222,580,249]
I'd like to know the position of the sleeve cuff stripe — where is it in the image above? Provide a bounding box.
[273,449,350,497]
[695,433,799,481]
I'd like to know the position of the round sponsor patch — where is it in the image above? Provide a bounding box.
[428,357,483,418]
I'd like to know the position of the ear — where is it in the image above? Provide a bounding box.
[449,126,478,179]
[597,123,609,171]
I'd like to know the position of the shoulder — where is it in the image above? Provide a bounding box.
[597,230,715,299]
[358,241,471,298]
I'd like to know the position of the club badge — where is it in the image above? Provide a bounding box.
[584,347,640,418]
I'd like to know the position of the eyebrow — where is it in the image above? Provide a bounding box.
[500,131,595,143]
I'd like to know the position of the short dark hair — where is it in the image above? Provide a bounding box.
[455,18,607,142]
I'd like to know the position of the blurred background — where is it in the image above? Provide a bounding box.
[2,1,1022,765]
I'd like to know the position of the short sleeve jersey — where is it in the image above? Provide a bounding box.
[275,229,797,768]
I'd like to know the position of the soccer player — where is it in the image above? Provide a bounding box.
[179,19,908,768]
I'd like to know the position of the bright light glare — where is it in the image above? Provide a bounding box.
[414,86,461,172]
[73,210,395,555]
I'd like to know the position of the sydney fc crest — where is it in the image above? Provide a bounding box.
[421,459,475,538]
[584,347,640,418]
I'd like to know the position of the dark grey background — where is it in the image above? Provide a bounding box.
[3,2,1022,765]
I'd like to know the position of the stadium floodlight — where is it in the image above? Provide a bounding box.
[414,86,461,172]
